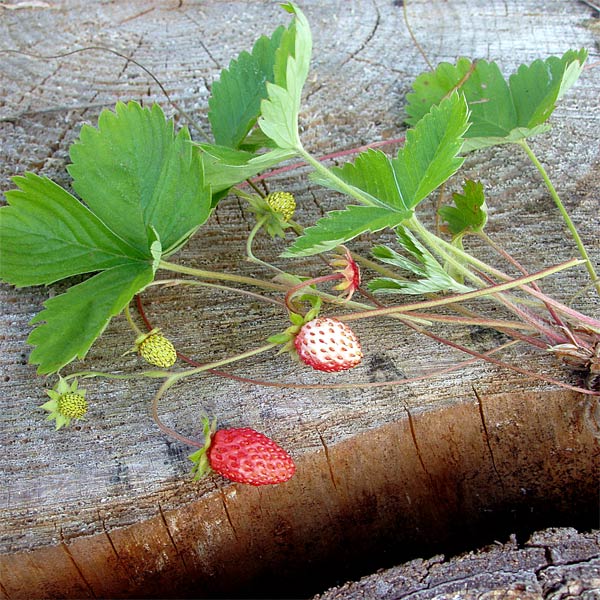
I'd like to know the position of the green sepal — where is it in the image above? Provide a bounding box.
[189,417,217,481]
[267,332,292,344]
[41,376,87,430]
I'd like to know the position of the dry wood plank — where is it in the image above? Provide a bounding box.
[1,0,599,597]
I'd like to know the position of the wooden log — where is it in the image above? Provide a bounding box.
[1,1,599,598]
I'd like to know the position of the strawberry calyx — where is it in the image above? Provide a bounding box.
[41,376,88,430]
[189,417,217,481]
[267,295,322,356]
[247,191,296,239]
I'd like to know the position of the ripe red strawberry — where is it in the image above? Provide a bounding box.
[189,420,296,486]
[294,316,363,372]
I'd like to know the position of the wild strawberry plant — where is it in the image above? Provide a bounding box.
[1,3,599,485]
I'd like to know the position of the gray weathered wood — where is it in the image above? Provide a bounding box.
[1,0,599,597]
[314,527,600,599]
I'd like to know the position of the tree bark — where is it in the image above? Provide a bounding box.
[1,1,599,598]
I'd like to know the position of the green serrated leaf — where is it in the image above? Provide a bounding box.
[406,50,588,149]
[208,26,286,148]
[68,101,212,255]
[28,262,154,374]
[258,3,312,150]
[392,92,469,208]
[439,179,487,237]
[369,228,470,295]
[0,173,148,287]
[282,205,410,258]
[314,93,469,218]
[315,149,408,211]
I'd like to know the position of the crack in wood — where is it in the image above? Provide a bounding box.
[339,0,381,69]
[402,405,431,480]
[59,529,97,599]
[217,486,239,542]
[317,428,338,491]
[472,385,505,492]
[0,578,12,600]
[157,501,191,576]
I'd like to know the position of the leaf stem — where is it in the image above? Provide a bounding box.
[150,342,279,447]
[124,304,143,336]
[245,216,286,275]
[157,260,285,292]
[518,139,600,295]
[296,145,378,207]
[336,258,584,322]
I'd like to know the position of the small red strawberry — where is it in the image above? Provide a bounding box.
[294,316,363,372]
[189,419,296,486]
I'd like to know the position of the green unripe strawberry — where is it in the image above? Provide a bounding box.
[136,329,177,368]
[41,377,88,429]
[265,191,296,222]
[57,392,88,419]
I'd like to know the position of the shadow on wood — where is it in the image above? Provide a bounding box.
[1,389,598,599]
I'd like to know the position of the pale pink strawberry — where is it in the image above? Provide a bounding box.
[294,316,363,372]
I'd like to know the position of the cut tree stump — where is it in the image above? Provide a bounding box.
[1,1,599,598]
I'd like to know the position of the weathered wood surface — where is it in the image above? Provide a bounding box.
[315,527,600,600]
[1,0,599,598]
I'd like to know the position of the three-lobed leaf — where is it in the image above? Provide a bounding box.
[69,101,211,256]
[285,93,470,257]
[405,50,588,150]
[0,101,212,374]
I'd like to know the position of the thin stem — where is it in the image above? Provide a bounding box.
[158,260,285,292]
[124,304,143,336]
[407,216,488,287]
[64,369,172,381]
[285,272,343,313]
[245,216,287,275]
[518,139,600,295]
[402,0,434,70]
[336,258,584,322]
[150,342,278,447]
[479,230,566,329]
[145,279,285,308]
[395,314,599,395]
[296,146,378,207]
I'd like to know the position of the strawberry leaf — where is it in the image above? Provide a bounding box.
[1,102,211,374]
[316,93,469,212]
[0,173,147,287]
[286,93,469,257]
[369,228,471,295]
[258,2,312,150]
[281,205,410,258]
[311,148,409,211]
[68,101,211,256]
[28,263,155,375]
[208,25,287,149]
[439,179,487,237]
[405,50,587,151]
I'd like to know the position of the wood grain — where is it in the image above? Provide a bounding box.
[1,0,599,597]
